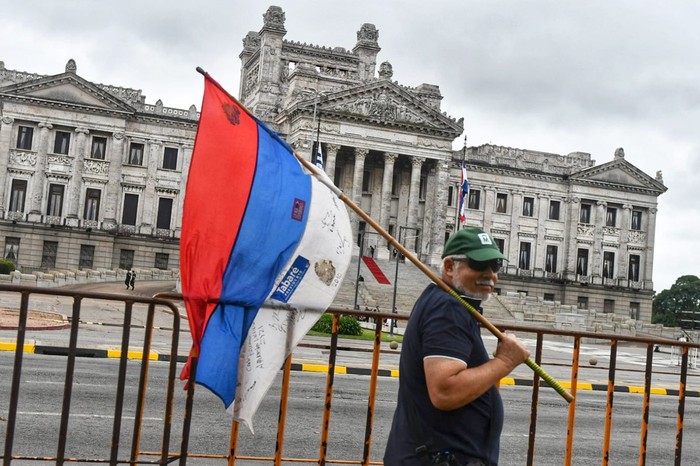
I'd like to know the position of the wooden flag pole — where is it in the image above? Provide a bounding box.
[294,152,574,404]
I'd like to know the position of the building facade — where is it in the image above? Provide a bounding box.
[0,5,666,321]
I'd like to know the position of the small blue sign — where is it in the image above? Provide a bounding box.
[271,255,310,303]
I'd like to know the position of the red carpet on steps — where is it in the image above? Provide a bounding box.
[361,256,391,284]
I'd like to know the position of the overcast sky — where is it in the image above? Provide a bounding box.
[2,1,698,292]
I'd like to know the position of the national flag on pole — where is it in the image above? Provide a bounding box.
[180,71,352,432]
[458,161,469,222]
[315,142,324,170]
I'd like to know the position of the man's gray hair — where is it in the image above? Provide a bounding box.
[440,254,469,274]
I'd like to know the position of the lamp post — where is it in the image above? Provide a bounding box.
[391,226,421,319]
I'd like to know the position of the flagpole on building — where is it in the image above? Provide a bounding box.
[293,150,574,404]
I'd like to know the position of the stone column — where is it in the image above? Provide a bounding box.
[140,139,161,234]
[592,200,607,278]
[406,156,424,231]
[482,187,495,235]
[564,196,580,280]
[351,148,368,242]
[427,161,450,266]
[27,122,53,220]
[376,152,397,259]
[0,117,16,213]
[174,143,193,238]
[618,204,633,280]
[65,127,89,226]
[325,144,340,180]
[643,207,658,290]
[102,131,124,230]
[534,194,549,272]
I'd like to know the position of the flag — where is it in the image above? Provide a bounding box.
[315,142,324,170]
[458,161,469,222]
[180,72,352,432]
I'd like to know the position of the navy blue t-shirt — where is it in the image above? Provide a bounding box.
[384,283,504,466]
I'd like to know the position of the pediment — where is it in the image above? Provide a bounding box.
[291,80,463,137]
[570,158,667,194]
[0,72,136,113]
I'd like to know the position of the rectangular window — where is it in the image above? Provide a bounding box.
[155,253,169,270]
[119,249,134,270]
[628,254,640,281]
[418,175,427,200]
[495,238,505,254]
[544,293,555,302]
[391,171,400,196]
[163,147,178,170]
[9,180,27,212]
[91,136,107,160]
[468,190,480,210]
[79,244,95,269]
[606,207,617,227]
[577,296,588,310]
[522,197,534,217]
[580,203,591,224]
[47,184,65,217]
[630,302,640,320]
[41,241,58,269]
[576,248,589,275]
[603,251,615,279]
[128,142,144,165]
[447,186,455,207]
[83,188,101,221]
[604,299,615,314]
[495,193,508,213]
[545,245,558,273]
[549,200,561,220]
[631,210,642,230]
[518,242,531,270]
[4,237,20,263]
[362,169,372,193]
[16,126,34,150]
[53,131,71,155]
[156,198,173,229]
[122,193,138,225]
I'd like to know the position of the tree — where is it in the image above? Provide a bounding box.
[652,275,700,327]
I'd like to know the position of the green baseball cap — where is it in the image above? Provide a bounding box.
[441,227,507,261]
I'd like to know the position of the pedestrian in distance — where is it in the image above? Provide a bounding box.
[384,227,530,466]
[129,270,136,290]
[125,270,132,290]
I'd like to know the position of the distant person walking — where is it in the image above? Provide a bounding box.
[129,271,136,290]
[125,270,132,290]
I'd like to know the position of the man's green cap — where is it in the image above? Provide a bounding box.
[441,227,507,261]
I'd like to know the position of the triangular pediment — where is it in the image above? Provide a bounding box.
[571,157,667,195]
[288,80,463,137]
[0,72,136,114]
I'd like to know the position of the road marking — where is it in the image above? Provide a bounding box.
[16,411,162,421]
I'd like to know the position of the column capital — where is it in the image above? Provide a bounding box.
[38,122,53,130]
[1,116,14,125]
[74,127,90,135]
[596,200,607,207]
[622,204,633,210]
[384,151,398,162]
[354,147,369,160]
[649,207,657,215]
[326,143,341,155]
[410,156,425,167]
[113,131,125,141]
[566,196,580,204]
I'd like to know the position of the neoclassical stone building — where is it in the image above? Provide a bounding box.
[0,5,666,321]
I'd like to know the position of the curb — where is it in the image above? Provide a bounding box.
[1,342,696,397]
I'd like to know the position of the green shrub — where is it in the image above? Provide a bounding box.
[311,313,363,336]
[0,259,15,274]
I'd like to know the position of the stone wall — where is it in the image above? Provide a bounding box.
[0,268,179,288]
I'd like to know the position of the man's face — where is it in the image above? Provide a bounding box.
[444,257,500,300]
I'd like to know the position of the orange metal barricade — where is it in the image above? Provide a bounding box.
[2,284,699,465]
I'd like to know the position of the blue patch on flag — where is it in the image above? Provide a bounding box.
[271,255,310,303]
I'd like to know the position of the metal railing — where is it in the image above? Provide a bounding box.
[2,285,699,465]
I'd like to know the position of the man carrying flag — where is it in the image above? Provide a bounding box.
[458,161,469,224]
[180,69,352,431]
